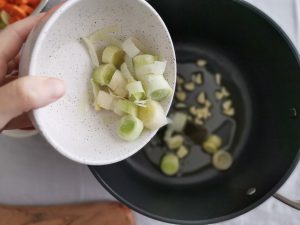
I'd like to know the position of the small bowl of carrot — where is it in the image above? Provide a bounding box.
[0,0,48,28]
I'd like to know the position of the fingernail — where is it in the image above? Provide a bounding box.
[46,78,65,99]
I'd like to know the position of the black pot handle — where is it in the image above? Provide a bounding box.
[274,193,300,210]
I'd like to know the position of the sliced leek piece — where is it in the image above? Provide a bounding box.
[138,100,167,130]
[117,115,144,141]
[122,37,144,57]
[92,64,116,85]
[121,63,135,82]
[90,79,101,111]
[160,153,179,176]
[113,99,138,116]
[102,45,125,68]
[133,54,158,68]
[88,25,120,43]
[126,81,145,101]
[212,150,233,171]
[82,37,99,67]
[202,135,222,154]
[108,70,128,97]
[141,75,172,101]
[135,61,167,77]
[171,112,188,132]
[96,90,114,110]
[177,145,189,159]
[166,135,184,150]
[1,10,10,25]
[125,55,136,78]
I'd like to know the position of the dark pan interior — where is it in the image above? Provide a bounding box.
[90,0,300,224]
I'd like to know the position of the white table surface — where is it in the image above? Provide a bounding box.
[0,0,300,224]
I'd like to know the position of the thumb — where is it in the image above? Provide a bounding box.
[0,76,65,129]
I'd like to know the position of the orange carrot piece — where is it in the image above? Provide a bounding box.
[20,4,33,15]
[3,4,26,19]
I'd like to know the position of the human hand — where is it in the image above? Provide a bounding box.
[0,13,65,131]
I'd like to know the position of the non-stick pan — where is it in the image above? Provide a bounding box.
[90,0,300,224]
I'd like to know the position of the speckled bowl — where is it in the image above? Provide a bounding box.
[19,0,176,165]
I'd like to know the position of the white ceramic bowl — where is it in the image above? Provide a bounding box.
[19,0,176,165]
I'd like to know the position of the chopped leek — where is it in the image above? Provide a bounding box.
[113,99,138,117]
[120,63,135,82]
[171,112,188,132]
[126,81,145,101]
[117,115,144,141]
[122,37,144,58]
[141,75,172,101]
[135,61,167,77]
[133,54,158,68]
[160,153,179,176]
[166,135,184,150]
[108,70,128,97]
[138,100,167,130]
[102,45,125,67]
[82,37,99,67]
[92,64,116,85]
[82,29,173,142]
[96,90,114,110]
[125,55,136,78]
[212,151,233,171]
[90,79,101,111]
[88,25,120,43]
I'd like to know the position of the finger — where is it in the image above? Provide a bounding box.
[3,113,33,130]
[0,13,46,81]
[7,57,19,75]
[0,76,65,129]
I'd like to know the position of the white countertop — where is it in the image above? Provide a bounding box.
[0,0,299,224]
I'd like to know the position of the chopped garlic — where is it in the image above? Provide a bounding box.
[196,59,207,67]
[215,73,222,85]
[197,92,206,104]
[184,82,195,91]
[176,91,187,102]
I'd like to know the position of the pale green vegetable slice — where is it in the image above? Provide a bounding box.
[160,153,179,176]
[133,54,158,68]
[126,81,145,101]
[82,37,99,67]
[96,90,114,110]
[165,135,184,150]
[177,145,189,159]
[108,70,128,97]
[138,100,167,130]
[1,10,10,25]
[171,112,188,132]
[122,37,144,57]
[141,74,172,101]
[88,25,120,43]
[102,45,125,68]
[92,64,116,85]
[212,150,233,171]
[125,55,136,78]
[113,99,138,117]
[202,134,223,154]
[120,63,135,82]
[90,79,101,111]
[117,115,144,141]
[135,61,167,77]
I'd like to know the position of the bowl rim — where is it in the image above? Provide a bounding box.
[28,0,176,165]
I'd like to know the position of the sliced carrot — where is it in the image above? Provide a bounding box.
[20,4,33,15]
[7,0,29,5]
[0,0,6,9]
[3,4,26,19]
[27,0,40,7]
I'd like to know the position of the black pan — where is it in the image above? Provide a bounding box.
[90,0,300,224]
